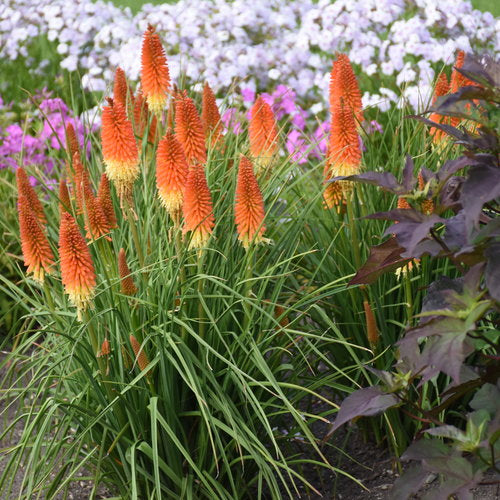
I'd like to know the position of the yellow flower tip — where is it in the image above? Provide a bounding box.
[395,259,420,280]
[141,24,170,115]
[235,155,269,249]
[323,181,346,211]
[144,93,166,116]
[59,211,96,319]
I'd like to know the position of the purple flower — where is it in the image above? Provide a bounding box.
[241,87,255,103]
[40,98,69,115]
[366,120,383,134]
[291,106,307,130]
[221,108,244,135]
[286,129,308,165]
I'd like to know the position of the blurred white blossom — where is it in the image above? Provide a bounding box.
[0,0,498,113]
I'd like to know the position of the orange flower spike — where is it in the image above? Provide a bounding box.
[182,164,215,249]
[113,67,129,109]
[175,94,207,165]
[397,196,411,210]
[141,24,170,115]
[65,123,80,160]
[201,82,223,147]
[133,90,157,143]
[234,155,268,249]
[97,173,117,229]
[72,154,92,215]
[156,129,188,219]
[129,335,150,371]
[83,179,111,240]
[101,97,139,200]
[329,53,363,123]
[429,72,450,144]
[118,248,137,296]
[248,96,279,173]
[16,168,46,225]
[97,338,111,357]
[327,99,362,181]
[59,179,71,214]
[59,212,96,319]
[18,195,54,282]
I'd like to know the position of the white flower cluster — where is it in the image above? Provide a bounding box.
[0,0,498,111]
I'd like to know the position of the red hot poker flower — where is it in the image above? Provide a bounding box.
[59,212,96,319]
[113,67,130,109]
[175,93,207,165]
[101,98,139,200]
[141,24,170,114]
[16,168,46,225]
[182,164,215,249]
[82,178,111,240]
[329,53,363,124]
[429,72,450,145]
[133,90,157,143]
[326,99,362,180]
[118,248,137,296]
[59,179,71,215]
[201,82,223,148]
[248,96,279,174]
[234,155,268,249]
[129,335,150,372]
[96,173,117,229]
[156,129,188,219]
[18,195,54,282]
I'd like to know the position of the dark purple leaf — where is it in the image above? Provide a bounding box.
[437,157,474,183]
[389,465,429,500]
[461,165,500,233]
[430,87,493,114]
[329,171,404,193]
[403,155,416,191]
[400,317,471,384]
[411,238,443,258]
[349,237,410,285]
[459,53,498,87]
[401,438,449,461]
[329,387,399,433]
[485,242,500,302]
[421,277,464,313]
[469,383,500,415]
[443,212,468,250]
[382,213,444,257]
[408,115,472,143]
[440,176,464,211]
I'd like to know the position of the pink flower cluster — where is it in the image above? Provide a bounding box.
[0,93,87,185]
